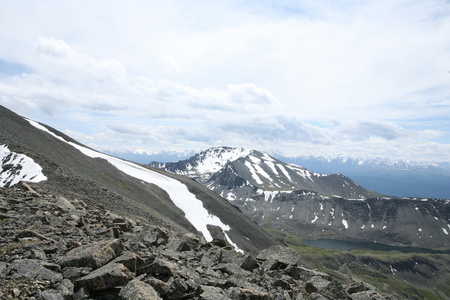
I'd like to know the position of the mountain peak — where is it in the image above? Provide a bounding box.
[150,147,380,199]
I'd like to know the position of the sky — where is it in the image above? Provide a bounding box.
[0,0,450,162]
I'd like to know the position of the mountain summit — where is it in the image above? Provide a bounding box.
[150,146,381,200]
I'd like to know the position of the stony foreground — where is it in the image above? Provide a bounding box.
[0,184,390,299]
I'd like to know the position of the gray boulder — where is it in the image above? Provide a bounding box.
[76,262,134,291]
[60,239,124,269]
[9,259,63,281]
[119,278,162,299]
[256,245,302,266]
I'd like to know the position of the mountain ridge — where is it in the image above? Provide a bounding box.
[0,105,279,254]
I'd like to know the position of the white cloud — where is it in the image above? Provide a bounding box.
[0,0,449,162]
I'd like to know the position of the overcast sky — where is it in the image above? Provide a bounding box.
[1,0,449,162]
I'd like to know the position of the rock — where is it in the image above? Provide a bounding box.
[257,245,302,266]
[166,277,191,300]
[166,232,203,252]
[228,287,272,300]
[240,254,260,271]
[29,249,47,260]
[9,259,63,281]
[304,276,331,293]
[138,258,175,276]
[55,196,76,211]
[197,285,231,300]
[73,286,90,300]
[57,279,75,300]
[41,289,65,300]
[119,278,162,299]
[350,291,386,300]
[60,239,124,269]
[260,258,280,271]
[146,277,170,296]
[62,267,92,280]
[76,262,134,291]
[112,251,144,273]
[285,266,331,281]
[346,281,370,294]
[140,226,170,246]
[214,263,250,275]
[207,224,228,247]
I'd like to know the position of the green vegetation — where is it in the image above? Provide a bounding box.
[263,227,450,300]
[99,172,131,191]
[0,240,39,260]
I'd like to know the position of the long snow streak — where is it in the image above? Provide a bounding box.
[0,145,47,187]
[244,161,264,185]
[27,119,235,245]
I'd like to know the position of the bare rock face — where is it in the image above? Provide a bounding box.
[0,185,391,300]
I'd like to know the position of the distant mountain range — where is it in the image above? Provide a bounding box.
[275,154,450,199]
[150,147,450,249]
[106,149,450,199]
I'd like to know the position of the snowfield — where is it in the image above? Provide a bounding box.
[27,119,240,250]
[0,145,47,187]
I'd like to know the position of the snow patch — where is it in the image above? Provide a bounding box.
[1,145,47,187]
[244,161,263,185]
[342,219,348,229]
[311,213,318,223]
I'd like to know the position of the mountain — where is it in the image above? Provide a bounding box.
[0,105,279,254]
[275,154,450,199]
[150,147,450,249]
[150,147,381,199]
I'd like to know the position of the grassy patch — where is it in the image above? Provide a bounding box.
[262,226,450,300]
[99,172,131,191]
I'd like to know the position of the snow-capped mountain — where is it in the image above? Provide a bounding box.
[150,147,381,200]
[151,147,450,248]
[0,105,278,253]
[275,154,450,199]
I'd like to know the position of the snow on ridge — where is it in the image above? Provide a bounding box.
[1,145,48,187]
[265,161,279,176]
[196,147,251,174]
[27,120,239,248]
[251,162,272,183]
[277,164,292,182]
[244,161,264,185]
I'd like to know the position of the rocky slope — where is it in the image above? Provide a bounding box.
[0,183,390,299]
[0,105,278,254]
[150,147,450,248]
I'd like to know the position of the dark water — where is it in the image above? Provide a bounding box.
[303,239,450,254]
